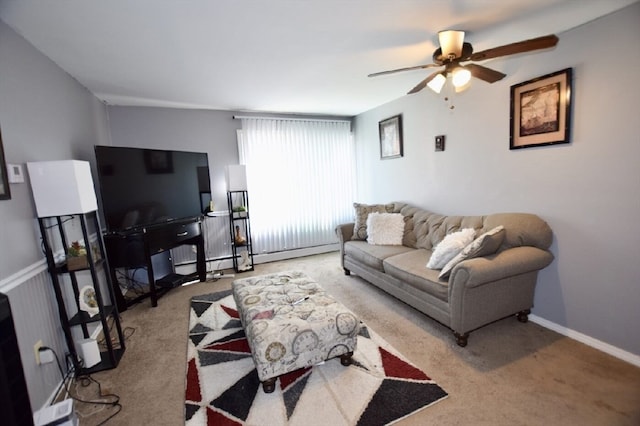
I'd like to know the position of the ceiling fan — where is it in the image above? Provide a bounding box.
[369,30,559,94]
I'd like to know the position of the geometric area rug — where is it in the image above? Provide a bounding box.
[185,290,448,425]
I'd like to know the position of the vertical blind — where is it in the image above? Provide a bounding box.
[238,117,355,254]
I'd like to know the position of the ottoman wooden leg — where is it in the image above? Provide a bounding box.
[262,377,277,393]
[340,351,354,366]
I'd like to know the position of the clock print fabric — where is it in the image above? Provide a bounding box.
[232,271,360,383]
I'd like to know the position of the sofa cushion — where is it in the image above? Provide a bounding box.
[427,228,476,269]
[439,226,505,279]
[383,250,449,302]
[344,241,413,271]
[411,211,484,250]
[366,213,404,245]
[351,202,395,240]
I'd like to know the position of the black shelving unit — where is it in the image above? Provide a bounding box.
[227,190,254,272]
[39,211,125,375]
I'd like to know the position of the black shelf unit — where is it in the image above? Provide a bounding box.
[38,211,125,376]
[227,190,254,273]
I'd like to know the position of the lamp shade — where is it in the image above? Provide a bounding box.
[439,30,465,59]
[452,67,471,87]
[27,160,98,218]
[427,73,447,94]
[225,164,247,191]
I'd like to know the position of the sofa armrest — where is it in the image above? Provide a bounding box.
[336,222,355,243]
[336,223,355,270]
[449,246,554,289]
[448,246,554,335]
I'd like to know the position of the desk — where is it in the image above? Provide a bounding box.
[104,216,206,311]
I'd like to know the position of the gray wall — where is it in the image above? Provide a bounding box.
[0,19,110,409]
[106,106,242,211]
[0,21,110,276]
[105,107,350,212]
[353,4,640,356]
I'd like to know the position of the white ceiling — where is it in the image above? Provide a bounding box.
[1,0,636,116]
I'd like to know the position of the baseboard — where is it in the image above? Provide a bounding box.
[530,315,640,368]
[198,244,339,274]
[253,244,339,264]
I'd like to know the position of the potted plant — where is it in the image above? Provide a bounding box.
[67,241,88,271]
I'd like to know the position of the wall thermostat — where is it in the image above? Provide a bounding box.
[7,163,25,183]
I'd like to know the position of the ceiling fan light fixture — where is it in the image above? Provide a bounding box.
[452,67,471,88]
[454,79,471,93]
[427,73,446,93]
[439,30,465,59]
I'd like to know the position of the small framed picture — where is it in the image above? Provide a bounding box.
[435,135,445,152]
[379,114,403,159]
[510,68,572,150]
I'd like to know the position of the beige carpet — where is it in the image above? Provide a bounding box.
[74,252,640,425]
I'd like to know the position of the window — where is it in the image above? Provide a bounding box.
[238,117,355,254]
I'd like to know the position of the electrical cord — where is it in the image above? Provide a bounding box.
[72,373,122,425]
[116,268,148,291]
[42,215,75,230]
[42,346,123,425]
[46,348,75,404]
[39,216,76,256]
[96,317,136,349]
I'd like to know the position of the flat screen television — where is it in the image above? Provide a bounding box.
[94,146,210,233]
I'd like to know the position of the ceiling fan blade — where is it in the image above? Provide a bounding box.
[368,63,439,77]
[407,71,441,94]
[465,64,506,83]
[469,34,558,62]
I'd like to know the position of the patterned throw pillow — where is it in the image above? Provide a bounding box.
[366,213,405,245]
[351,202,395,240]
[438,226,506,279]
[426,228,476,270]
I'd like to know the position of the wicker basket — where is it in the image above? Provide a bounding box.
[67,255,88,271]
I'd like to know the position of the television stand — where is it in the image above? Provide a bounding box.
[104,217,206,311]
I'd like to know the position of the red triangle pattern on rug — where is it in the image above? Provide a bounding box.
[207,407,241,426]
[221,304,239,319]
[185,358,201,403]
[279,367,311,390]
[379,346,430,380]
[205,338,251,353]
[185,290,447,425]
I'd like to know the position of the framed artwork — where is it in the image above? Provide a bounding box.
[144,149,173,174]
[0,127,11,200]
[510,68,572,150]
[379,114,403,159]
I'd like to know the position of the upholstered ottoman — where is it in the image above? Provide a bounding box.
[231,271,360,393]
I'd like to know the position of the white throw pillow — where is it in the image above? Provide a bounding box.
[426,228,476,269]
[366,213,404,245]
[438,226,505,279]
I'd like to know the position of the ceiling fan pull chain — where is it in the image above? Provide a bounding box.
[442,81,456,110]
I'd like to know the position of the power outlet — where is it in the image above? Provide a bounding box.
[34,340,43,365]
[40,348,55,364]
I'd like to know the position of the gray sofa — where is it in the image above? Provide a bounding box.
[336,202,554,346]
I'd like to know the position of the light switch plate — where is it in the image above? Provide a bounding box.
[7,163,25,183]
